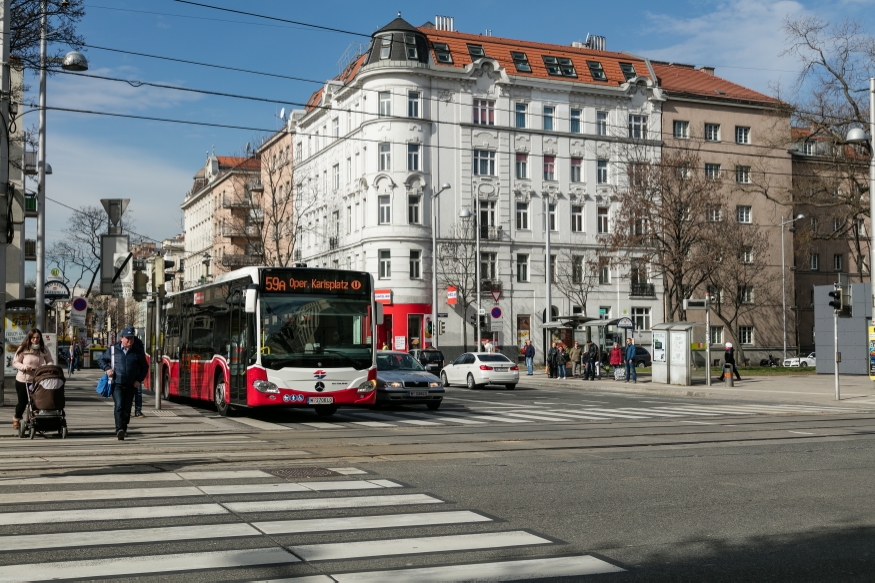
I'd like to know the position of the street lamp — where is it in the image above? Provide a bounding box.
[201,253,211,283]
[459,205,481,351]
[35,0,89,329]
[430,182,451,349]
[543,193,555,332]
[780,213,805,360]
[846,79,875,334]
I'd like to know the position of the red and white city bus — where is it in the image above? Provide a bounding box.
[159,267,379,416]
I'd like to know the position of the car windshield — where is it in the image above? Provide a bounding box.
[377,353,425,372]
[477,354,511,363]
[419,351,444,363]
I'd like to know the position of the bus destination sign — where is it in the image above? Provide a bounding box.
[260,269,370,296]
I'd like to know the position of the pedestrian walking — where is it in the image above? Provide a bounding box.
[724,342,742,380]
[67,343,79,376]
[523,340,535,375]
[557,344,568,379]
[11,329,53,430]
[625,338,638,383]
[569,341,582,378]
[584,340,599,380]
[97,326,148,440]
[546,341,559,378]
[609,342,623,378]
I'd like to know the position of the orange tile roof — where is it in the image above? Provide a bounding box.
[216,156,260,171]
[420,28,648,87]
[650,61,778,105]
[305,53,368,112]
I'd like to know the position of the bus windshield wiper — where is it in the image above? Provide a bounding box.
[319,349,367,369]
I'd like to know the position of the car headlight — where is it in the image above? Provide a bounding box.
[252,380,279,394]
[387,381,403,388]
[429,381,441,388]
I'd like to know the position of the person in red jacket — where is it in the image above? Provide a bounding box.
[609,342,623,372]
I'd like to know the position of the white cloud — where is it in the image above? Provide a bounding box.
[640,0,809,94]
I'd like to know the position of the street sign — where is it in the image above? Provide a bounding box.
[437,312,448,318]
[617,316,634,329]
[491,289,502,302]
[112,252,133,298]
[683,298,709,310]
[47,267,63,282]
[44,280,70,300]
[478,308,486,315]
[599,308,607,315]
[491,307,502,319]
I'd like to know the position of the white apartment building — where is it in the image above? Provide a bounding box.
[295,15,664,359]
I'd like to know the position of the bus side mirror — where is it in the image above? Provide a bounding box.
[244,287,257,314]
[376,302,384,325]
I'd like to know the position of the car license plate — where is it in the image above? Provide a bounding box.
[408,391,428,397]
[494,367,508,372]
[308,397,334,405]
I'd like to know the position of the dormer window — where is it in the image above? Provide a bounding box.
[433,42,453,64]
[620,63,637,81]
[587,61,607,81]
[380,34,392,59]
[543,56,577,77]
[405,34,418,60]
[543,56,561,76]
[510,52,531,72]
[467,44,486,60]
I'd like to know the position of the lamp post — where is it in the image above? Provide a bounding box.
[430,183,451,349]
[780,213,804,360]
[544,193,555,335]
[459,204,481,351]
[35,0,89,329]
[201,252,211,283]
[846,78,875,334]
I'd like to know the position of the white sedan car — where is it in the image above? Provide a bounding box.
[783,352,816,368]
[441,352,519,390]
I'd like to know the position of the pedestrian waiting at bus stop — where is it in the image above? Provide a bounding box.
[98,326,148,440]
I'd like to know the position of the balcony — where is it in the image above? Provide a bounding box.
[248,179,263,193]
[221,254,262,268]
[293,249,302,262]
[479,224,502,241]
[629,282,656,298]
[24,196,37,218]
[222,195,255,209]
[329,237,339,250]
[24,239,35,261]
[480,279,502,293]
[221,223,260,238]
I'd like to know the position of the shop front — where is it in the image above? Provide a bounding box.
[374,289,432,352]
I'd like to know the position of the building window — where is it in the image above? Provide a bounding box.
[632,307,651,331]
[833,217,843,232]
[571,109,581,133]
[597,206,609,233]
[736,206,752,224]
[810,253,819,271]
[738,326,754,345]
[378,195,391,224]
[379,91,391,117]
[705,123,720,141]
[629,115,647,139]
[548,203,557,231]
[473,150,496,176]
[516,201,529,230]
[710,326,724,345]
[332,117,339,139]
[473,99,495,125]
[741,246,753,264]
[379,143,391,171]
[543,155,556,181]
[332,164,339,190]
[810,216,819,234]
[409,250,421,278]
[673,120,689,139]
[543,106,554,131]
[481,252,497,280]
[515,153,528,179]
[596,112,607,136]
[516,254,529,282]
[405,34,418,60]
[543,55,577,77]
[467,43,486,59]
[597,159,609,184]
[706,205,722,222]
[739,286,754,304]
[570,157,582,183]
[587,60,607,81]
[549,254,556,283]
[379,34,392,59]
[619,62,637,80]
[599,262,610,284]
[736,165,751,184]
[802,140,815,155]
[571,205,583,232]
[515,103,527,128]
[407,143,420,171]
[346,205,352,234]
[572,255,584,283]
[379,250,391,278]
[834,254,843,271]
[407,91,420,118]
[511,51,531,72]
[408,195,421,224]
[433,42,453,64]
[346,157,352,184]
[705,163,721,181]
[736,126,751,144]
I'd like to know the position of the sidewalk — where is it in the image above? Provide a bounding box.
[524,367,875,408]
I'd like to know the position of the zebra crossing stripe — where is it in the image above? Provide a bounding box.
[254,510,491,535]
[485,411,573,422]
[291,530,552,561]
[300,422,342,429]
[0,548,298,580]
[228,417,288,431]
[226,493,443,513]
[200,480,400,496]
[0,486,205,505]
[541,410,633,421]
[617,408,687,417]
[0,469,273,486]
[654,408,722,416]
[0,503,227,526]
[350,421,396,427]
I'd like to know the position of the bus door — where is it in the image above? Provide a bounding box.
[228,288,250,404]
[178,301,192,398]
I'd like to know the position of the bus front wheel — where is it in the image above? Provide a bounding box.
[315,405,338,417]
[215,375,231,417]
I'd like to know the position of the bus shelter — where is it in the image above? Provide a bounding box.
[576,318,634,360]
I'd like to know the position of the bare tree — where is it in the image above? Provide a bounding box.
[552,248,600,316]
[436,221,478,351]
[10,0,85,71]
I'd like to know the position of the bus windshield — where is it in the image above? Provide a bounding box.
[260,294,372,370]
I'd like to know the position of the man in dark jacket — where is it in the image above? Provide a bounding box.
[546,341,559,378]
[98,326,149,440]
[724,342,742,380]
[585,340,599,380]
[625,338,638,383]
[523,341,535,375]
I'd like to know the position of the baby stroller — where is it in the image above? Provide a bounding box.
[18,364,67,439]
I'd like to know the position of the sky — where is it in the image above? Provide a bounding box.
[24,0,875,280]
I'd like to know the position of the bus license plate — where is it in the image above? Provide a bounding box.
[408,391,428,397]
[308,397,334,405]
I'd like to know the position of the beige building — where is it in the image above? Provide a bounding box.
[654,62,793,360]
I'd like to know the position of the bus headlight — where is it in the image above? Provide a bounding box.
[357,380,376,394]
[253,380,279,394]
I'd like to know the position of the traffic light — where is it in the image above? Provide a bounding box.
[132,270,149,302]
[470,314,477,327]
[828,283,852,318]
[438,321,445,335]
[426,318,432,335]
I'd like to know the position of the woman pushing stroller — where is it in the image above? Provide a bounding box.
[11,329,53,430]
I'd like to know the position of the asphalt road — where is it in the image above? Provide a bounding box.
[0,371,874,581]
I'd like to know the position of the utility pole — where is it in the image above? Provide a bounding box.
[35,0,47,329]
[0,0,10,406]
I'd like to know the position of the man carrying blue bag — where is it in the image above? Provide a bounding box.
[98,327,148,440]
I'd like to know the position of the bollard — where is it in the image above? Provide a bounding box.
[723,363,734,387]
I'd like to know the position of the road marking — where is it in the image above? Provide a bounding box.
[394,411,486,424]
[568,409,651,419]
[679,420,716,425]
[616,408,686,417]
[0,523,259,552]
[199,480,401,495]
[789,430,815,435]
[300,422,342,429]
[329,555,626,582]
[439,412,531,424]
[0,548,297,580]
[0,503,227,526]
[654,408,722,416]
[491,411,578,422]
[230,417,288,431]
[396,419,443,426]
[178,470,274,480]
[226,493,443,513]
[0,486,205,505]
[537,411,621,421]
[350,421,396,428]
[255,510,490,535]
[658,406,748,415]
[291,531,552,561]
[327,467,367,475]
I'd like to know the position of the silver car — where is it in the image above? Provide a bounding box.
[375,351,444,410]
[441,352,519,390]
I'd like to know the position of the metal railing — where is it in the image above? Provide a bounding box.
[24,239,36,260]
[629,282,656,297]
[221,254,262,268]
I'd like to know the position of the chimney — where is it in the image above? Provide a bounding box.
[435,15,455,32]
[584,33,606,51]
[701,66,715,76]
